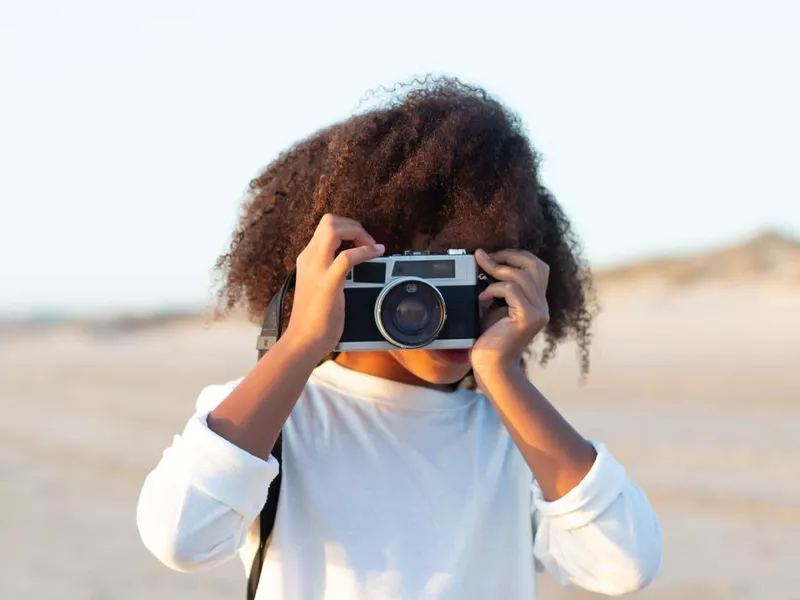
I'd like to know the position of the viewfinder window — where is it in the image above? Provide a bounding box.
[391,260,456,278]
[352,262,387,283]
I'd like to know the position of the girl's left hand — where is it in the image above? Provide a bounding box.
[471,248,550,373]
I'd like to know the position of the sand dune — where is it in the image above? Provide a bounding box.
[2,232,799,600]
[594,231,800,287]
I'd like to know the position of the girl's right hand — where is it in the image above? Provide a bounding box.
[284,213,384,360]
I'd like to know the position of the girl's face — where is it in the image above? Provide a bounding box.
[335,348,473,391]
[386,289,506,387]
[388,348,473,387]
[335,237,508,390]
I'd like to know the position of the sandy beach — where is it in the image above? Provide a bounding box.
[2,270,799,599]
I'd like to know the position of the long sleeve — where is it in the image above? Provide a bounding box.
[136,381,279,572]
[531,441,663,596]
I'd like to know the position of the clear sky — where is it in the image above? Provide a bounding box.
[2,0,798,316]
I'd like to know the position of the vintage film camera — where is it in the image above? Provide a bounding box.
[335,249,502,351]
[256,249,503,356]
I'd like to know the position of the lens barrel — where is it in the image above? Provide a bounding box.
[374,277,446,349]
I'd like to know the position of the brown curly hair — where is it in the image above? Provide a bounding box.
[215,78,594,373]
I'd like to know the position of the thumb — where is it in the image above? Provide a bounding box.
[330,244,385,280]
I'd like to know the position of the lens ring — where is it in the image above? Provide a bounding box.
[374,277,446,349]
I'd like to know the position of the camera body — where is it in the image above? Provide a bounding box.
[335,249,494,352]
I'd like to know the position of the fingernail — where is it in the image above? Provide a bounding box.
[373,244,385,253]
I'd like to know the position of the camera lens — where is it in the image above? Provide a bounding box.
[393,297,430,333]
[375,278,445,348]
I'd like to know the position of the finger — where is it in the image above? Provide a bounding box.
[477,281,531,315]
[329,243,386,280]
[312,214,377,259]
[490,249,550,288]
[323,214,365,231]
[315,213,376,246]
[475,249,536,305]
[480,304,510,332]
[478,281,548,330]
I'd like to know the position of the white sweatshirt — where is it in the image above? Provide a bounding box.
[137,360,662,600]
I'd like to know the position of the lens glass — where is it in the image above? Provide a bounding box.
[393,296,430,333]
[377,280,444,348]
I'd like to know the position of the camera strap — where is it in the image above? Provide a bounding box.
[248,268,296,600]
[256,268,297,359]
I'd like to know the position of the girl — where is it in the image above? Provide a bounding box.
[137,79,662,599]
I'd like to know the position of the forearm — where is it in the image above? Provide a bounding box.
[475,366,596,501]
[208,333,321,459]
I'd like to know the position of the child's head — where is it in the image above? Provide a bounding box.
[216,78,594,374]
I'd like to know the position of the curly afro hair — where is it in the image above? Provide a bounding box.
[215,78,594,373]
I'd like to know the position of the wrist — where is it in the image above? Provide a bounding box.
[472,354,523,379]
[276,329,331,368]
[473,359,526,392]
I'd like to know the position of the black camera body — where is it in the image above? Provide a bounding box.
[335,249,498,351]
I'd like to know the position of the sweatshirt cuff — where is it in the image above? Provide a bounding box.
[532,440,628,530]
[175,411,280,519]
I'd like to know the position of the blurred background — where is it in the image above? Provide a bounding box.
[2,1,799,599]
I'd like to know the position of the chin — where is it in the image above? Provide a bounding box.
[390,349,473,385]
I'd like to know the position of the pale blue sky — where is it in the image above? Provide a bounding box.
[2,0,798,316]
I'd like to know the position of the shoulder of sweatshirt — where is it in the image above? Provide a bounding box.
[194,378,246,413]
[193,374,328,414]
[193,375,490,416]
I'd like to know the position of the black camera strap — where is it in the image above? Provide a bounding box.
[247,268,295,600]
[256,268,296,359]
